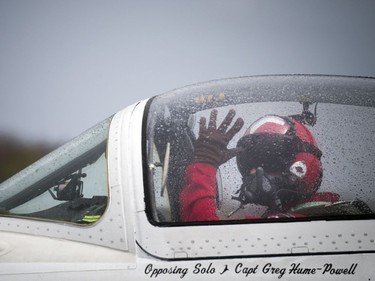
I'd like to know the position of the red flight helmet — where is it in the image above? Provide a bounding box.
[236,115,323,202]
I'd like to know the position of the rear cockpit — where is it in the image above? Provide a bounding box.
[0,117,111,224]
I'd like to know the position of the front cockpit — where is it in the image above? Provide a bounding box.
[143,76,375,225]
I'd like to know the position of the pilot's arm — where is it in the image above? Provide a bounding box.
[180,109,244,222]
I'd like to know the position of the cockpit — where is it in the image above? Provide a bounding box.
[143,75,375,224]
[0,117,111,224]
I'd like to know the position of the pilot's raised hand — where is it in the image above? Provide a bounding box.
[193,109,244,167]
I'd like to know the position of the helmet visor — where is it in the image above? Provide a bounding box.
[237,133,296,175]
[246,115,293,135]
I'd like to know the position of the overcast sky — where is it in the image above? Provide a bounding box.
[1,0,374,143]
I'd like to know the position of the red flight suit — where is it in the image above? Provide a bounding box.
[180,163,339,222]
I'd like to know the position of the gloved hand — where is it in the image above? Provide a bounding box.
[193,109,244,167]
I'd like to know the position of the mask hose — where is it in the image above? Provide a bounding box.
[230,167,284,216]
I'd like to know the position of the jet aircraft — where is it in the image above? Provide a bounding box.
[0,75,374,280]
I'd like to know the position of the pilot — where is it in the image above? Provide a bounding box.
[180,109,340,222]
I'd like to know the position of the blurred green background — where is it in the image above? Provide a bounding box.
[0,134,58,183]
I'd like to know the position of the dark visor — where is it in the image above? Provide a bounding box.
[237,133,296,175]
